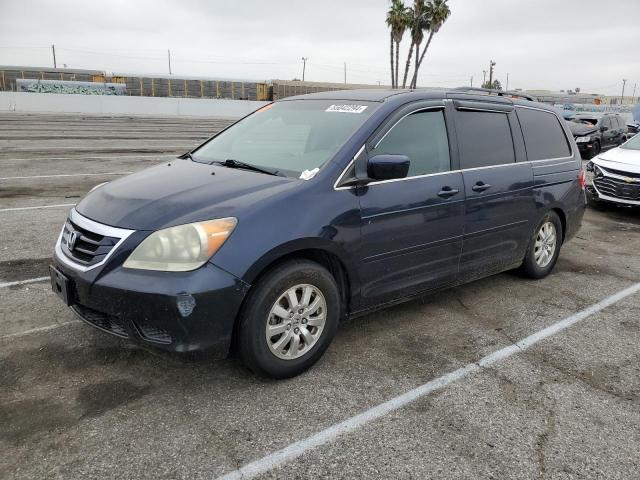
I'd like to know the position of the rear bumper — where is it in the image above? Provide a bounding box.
[565,190,586,242]
[53,254,250,356]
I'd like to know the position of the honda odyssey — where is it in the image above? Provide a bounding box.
[50,88,586,378]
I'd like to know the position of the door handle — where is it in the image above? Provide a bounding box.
[437,186,460,198]
[472,182,492,192]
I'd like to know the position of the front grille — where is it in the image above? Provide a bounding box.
[594,176,640,200]
[73,304,129,338]
[61,219,120,266]
[600,166,640,179]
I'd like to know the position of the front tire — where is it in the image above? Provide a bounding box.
[238,259,340,379]
[520,211,563,279]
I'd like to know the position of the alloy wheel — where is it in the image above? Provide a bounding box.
[265,284,327,360]
[534,221,557,268]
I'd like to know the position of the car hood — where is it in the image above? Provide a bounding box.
[594,146,640,174]
[567,122,598,137]
[76,159,297,230]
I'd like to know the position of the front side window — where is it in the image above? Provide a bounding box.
[516,108,571,160]
[456,110,515,169]
[370,109,450,177]
[193,100,378,177]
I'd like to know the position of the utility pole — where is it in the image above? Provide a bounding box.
[52,44,57,69]
[621,78,627,104]
[168,49,172,75]
[482,70,487,85]
[633,83,637,103]
[470,76,473,87]
[344,62,346,84]
[301,57,309,82]
[488,60,496,89]
[506,73,509,91]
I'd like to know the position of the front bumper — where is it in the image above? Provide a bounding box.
[52,253,250,356]
[588,184,640,206]
[576,141,596,156]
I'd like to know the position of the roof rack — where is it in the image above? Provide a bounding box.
[452,87,537,102]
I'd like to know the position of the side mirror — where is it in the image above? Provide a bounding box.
[367,154,410,181]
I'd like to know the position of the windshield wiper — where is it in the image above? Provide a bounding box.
[212,159,284,177]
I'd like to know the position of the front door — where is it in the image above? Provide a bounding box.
[356,105,464,306]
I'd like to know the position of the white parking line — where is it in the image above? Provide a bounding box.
[0,172,132,180]
[216,281,640,480]
[0,321,79,340]
[0,203,75,213]
[0,277,50,288]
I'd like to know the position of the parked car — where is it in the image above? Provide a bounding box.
[586,132,640,207]
[50,89,586,378]
[568,113,628,159]
[626,121,640,140]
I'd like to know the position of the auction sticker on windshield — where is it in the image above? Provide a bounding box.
[325,104,368,113]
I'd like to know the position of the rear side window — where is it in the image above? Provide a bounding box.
[516,108,571,160]
[371,109,450,176]
[455,110,515,168]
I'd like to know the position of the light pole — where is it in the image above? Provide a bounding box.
[488,60,496,89]
[482,70,487,86]
[621,79,627,104]
[301,57,309,82]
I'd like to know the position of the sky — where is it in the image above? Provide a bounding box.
[0,0,638,96]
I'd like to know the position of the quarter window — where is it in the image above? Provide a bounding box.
[455,110,516,169]
[371,109,450,177]
[516,108,571,160]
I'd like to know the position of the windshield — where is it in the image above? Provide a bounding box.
[193,99,378,177]
[622,134,640,151]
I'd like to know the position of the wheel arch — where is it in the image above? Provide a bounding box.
[550,207,567,243]
[228,241,357,355]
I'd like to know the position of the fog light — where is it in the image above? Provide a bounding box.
[176,293,196,317]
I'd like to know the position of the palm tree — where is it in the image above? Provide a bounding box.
[386,0,409,89]
[401,0,427,89]
[410,0,451,89]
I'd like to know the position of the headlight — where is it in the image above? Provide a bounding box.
[575,136,591,143]
[123,217,237,271]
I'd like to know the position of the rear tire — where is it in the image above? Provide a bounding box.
[238,259,340,379]
[520,211,563,279]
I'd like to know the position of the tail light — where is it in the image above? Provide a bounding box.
[578,169,586,190]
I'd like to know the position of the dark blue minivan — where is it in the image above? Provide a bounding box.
[50,89,586,378]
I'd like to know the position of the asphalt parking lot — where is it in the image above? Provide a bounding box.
[1,112,639,480]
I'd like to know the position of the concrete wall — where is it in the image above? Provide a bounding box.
[0,92,269,118]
